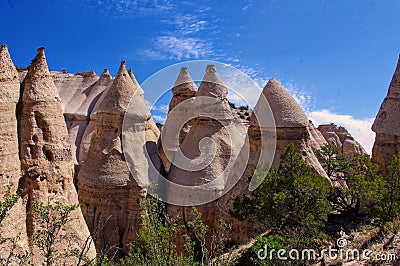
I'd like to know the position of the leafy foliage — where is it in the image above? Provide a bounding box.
[123,196,186,266]
[0,185,19,225]
[368,155,400,224]
[0,184,31,265]
[232,144,332,242]
[32,201,81,266]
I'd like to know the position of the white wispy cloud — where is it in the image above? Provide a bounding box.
[308,109,375,154]
[152,114,167,123]
[77,0,174,17]
[147,36,213,60]
[162,14,207,35]
[151,104,169,113]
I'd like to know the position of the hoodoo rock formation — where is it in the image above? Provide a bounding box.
[159,67,198,173]
[77,61,161,258]
[0,44,30,254]
[127,67,161,150]
[0,44,375,262]
[258,78,327,177]
[169,67,198,111]
[372,55,400,170]
[221,78,328,244]
[18,47,96,263]
[318,123,367,159]
[167,65,246,250]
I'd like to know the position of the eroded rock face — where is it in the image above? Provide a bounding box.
[77,69,113,166]
[372,55,400,170]
[77,62,161,258]
[308,120,328,150]
[167,65,247,251]
[318,123,367,159]
[18,47,96,264]
[159,67,198,173]
[0,44,30,256]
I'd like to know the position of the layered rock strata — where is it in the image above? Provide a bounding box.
[18,47,96,264]
[372,55,400,170]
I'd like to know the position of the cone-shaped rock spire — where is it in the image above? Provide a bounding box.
[19,47,96,264]
[260,78,308,128]
[249,78,326,175]
[0,44,21,185]
[76,68,113,116]
[159,67,198,173]
[372,55,400,135]
[169,67,197,111]
[197,65,228,99]
[0,44,20,102]
[372,55,400,170]
[70,68,113,166]
[22,47,61,103]
[167,65,246,251]
[128,67,145,98]
[0,44,30,255]
[97,61,135,114]
[78,62,161,259]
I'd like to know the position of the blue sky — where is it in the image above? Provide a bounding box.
[2,0,400,153]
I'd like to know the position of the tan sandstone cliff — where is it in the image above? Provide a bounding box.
[18,47,96,264]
